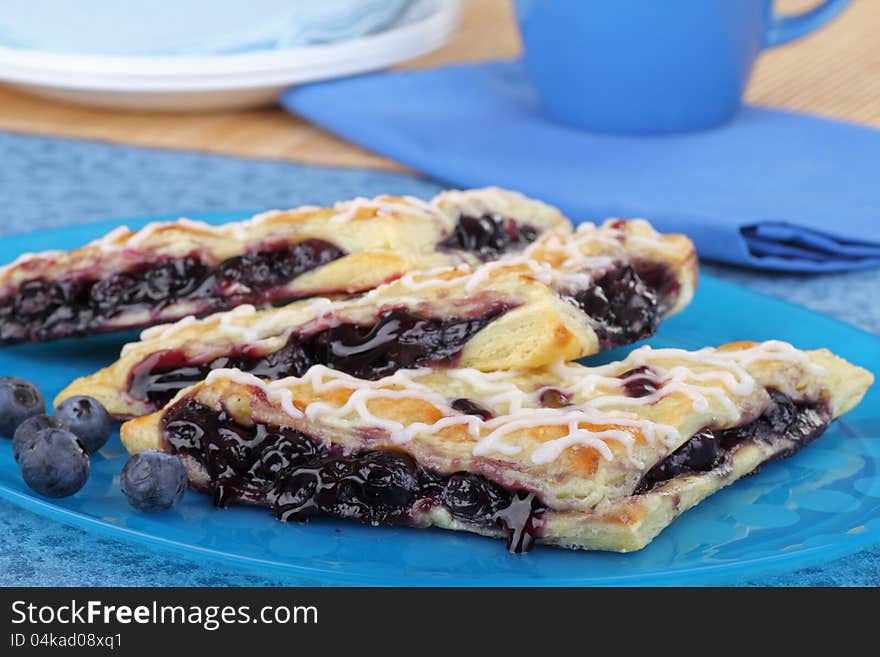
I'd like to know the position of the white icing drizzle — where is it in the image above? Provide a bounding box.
[620,341,825,379]
[216,303,264,341]
[469,408,663,467]
[0,193,450,281]
[91,226,132,253]
[124,219,199,249]
[327,195,446,227]
[137,314,200,343]
[433,186,561,221]
[8,188,555,289]
[444,368,537,414]
[116,215,664,351]
[390,217,670,296]
[723,339,825,375]
[391,265,474,291]
[390,231,619,296]
[212,298,340,346]
[195,339,823,469]
[299,366,456,442]
[122,297,342,357]
[0,188,594,306]
[0,250,66,278]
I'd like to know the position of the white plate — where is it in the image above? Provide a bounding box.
[0,0,459,111]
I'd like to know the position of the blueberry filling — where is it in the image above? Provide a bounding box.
[161,399,544,552]
[563,265,660,350]
[632,259,682,315]
[602,221,682,315]
[439,214,540,259]
[129,305,512,409]
[634,390,830,494]
[214,241,344,297]
[618,366,661,398]
[450,398,494,420]
[0,239,345,343]
[539,388,571,408]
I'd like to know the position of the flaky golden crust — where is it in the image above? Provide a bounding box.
[0,188,567,288]
[120,341,872,552]
[0,188,570,341]
[57,219,697,418]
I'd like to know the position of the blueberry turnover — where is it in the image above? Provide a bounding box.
[0,188,570,344]
[57,219,696,418]
[119,341,872,552]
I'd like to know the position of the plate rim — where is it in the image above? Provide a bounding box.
[0,0,460,90]
[1,477,878,587]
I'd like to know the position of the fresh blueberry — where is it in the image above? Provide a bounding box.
[17,428,89,498]
[0,377,45,437]
[121,450,187,512]
[54,396,113,453]
[12,414,64,462]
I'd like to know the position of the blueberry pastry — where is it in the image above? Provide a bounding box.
[57,219,696,418]
[0,188,570,344]
[119,341,872,552]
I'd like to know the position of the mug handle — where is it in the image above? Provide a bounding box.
[765,0,851,47]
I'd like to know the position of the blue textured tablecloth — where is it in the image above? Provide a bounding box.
[0,131,877,586]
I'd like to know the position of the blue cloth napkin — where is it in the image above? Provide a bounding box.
[283,60,880,272]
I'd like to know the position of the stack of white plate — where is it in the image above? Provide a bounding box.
[0,0,459,111]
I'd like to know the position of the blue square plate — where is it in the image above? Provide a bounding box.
[0,213,878,586]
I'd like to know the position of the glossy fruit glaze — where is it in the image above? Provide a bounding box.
[129,304,512,409]
[564,264,660,350]
[0,239,345,343]
[162,399,545,552]
[634,390,831,494]
[439,214,539,259]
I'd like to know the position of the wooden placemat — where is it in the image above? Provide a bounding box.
[747,0,880,124]
[0,0,876,171]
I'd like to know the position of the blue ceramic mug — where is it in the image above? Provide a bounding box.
[514,0,851,134]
